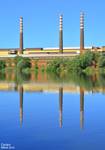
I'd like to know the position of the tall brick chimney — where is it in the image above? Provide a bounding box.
[59,15,63,53]
[80,12,84,54]
[19,17,23,54]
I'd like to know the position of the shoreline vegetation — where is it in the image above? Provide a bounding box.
[46,51,105,75]
[1,51,105,76]
[1,68,105,92]
[0,51,105,91]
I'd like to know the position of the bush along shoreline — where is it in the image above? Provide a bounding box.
[46,51,104,75]
[1,51,105,76]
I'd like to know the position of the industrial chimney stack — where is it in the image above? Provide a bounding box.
[59,15,63,53]
[80,12,84,54]
[19,17,23,54]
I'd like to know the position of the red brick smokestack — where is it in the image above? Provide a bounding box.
[19,17,23,54]
[80,12,84,54]
[59,15,63,53]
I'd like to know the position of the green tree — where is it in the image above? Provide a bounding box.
[0,60,6,70]
[17,57,31,70]
[98,55,105,68]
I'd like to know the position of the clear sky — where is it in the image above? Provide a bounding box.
[0,0,105,48]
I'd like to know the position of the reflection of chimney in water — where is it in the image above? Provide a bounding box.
[59,87,63,128]
[19,85,23,126]
[80,87,84,129]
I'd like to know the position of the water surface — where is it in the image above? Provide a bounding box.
[0,72,105,150]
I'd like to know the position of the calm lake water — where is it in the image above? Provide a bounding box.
[0,72,105,150]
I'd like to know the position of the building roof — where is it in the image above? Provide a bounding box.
[43,47,92,50]
[0,48,19,51]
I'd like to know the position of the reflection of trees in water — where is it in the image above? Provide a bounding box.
[71,73,97,91]
[47,72,95,89]
[34,72,38,80]
[0,70,31,83]
[98,74,105,87]
[46,72,105,91]
[17,72,31,82]
[1,71,105,91]
[7,70,31,84]
[0,71,6,80]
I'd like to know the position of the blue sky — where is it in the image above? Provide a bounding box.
[0,0,105,48]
